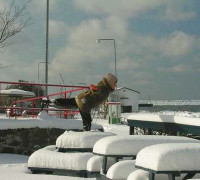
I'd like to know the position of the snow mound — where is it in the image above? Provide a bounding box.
[106,160,136,180]
[56,131,115,149]
[28,145,93,171]
[87,155,116,173]
[38,111,54,120]
[93,135,198,155]
[136,143,200,172]
[127,169,169,180]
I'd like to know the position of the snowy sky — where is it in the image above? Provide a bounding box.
[0,0,200,100]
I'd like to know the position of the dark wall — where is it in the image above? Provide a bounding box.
[0,128,66,155]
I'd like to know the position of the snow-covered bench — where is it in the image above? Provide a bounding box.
[135,143,200,180]
[127,113,200,135]
[92,135,199,174]
[56,131,115,152]
[28,145,93,177]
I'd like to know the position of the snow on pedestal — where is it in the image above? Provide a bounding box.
[127,170,192,180]
[127,170,169,180]
[87,155,116,173]
[135,143,200,172]
[28,145,93,171]
[106,160,136,180]
[87,156,103,172]
[93,135,199,156]
[38,111,54,120]
[56,131,115,149]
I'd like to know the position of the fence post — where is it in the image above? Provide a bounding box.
[20,101,23,116]
[47,96,49,113]
[0,83,1,111]
[64,92,67,119]
[32,100,34,117]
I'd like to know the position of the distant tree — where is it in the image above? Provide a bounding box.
[0,0,31,49]
[6,80,45,97]
[0,63,12,68]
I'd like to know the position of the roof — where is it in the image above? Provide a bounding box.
[117,87,140,93]
[0,89,35,97]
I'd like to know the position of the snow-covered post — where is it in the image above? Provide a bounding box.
[64,92,67,119]
[46,96,49,113]
[0,83,1,110]
[106,102,121,124]
[32,100,34,117]
[20,102,22,116]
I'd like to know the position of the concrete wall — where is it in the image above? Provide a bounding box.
[0,128,66,155]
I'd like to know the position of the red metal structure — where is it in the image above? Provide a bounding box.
[0,81,89,118]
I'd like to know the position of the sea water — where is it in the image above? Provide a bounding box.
[140,105,200,113]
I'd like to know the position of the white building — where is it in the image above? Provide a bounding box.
[109,87,140,112]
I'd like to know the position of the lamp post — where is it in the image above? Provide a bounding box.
[96,39,117,78]
[45,0,49,96]
[38,61,51,84]
[97,39,120,124]
[78,83,87,86]
[38,62,45,84]
[38,61,51,96]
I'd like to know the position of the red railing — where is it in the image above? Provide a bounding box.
[0,81,89,119]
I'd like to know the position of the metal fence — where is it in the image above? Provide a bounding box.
[0,81,89,119]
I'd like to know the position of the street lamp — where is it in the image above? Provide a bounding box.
[38,61,51,84]
[78,83,87,86]
[97,38,120,123]
[45,0,49,95]
[38,61,51,96]
[38,62,45,84]
[96,39,117,78]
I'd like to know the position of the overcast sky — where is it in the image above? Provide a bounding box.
[0,0,200,100]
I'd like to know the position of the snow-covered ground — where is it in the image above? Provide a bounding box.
[1,111,200,179]
[0,112,129,179]
[0,111,102,130]
[0,154,94,180]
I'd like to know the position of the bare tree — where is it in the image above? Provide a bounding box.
[0,0,32,49]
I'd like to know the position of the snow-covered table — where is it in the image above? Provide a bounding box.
[92,135,198,174]
[28,145,93,177]
[135,143,200,180]
[127,113,200,135]
[56,131,115,152]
